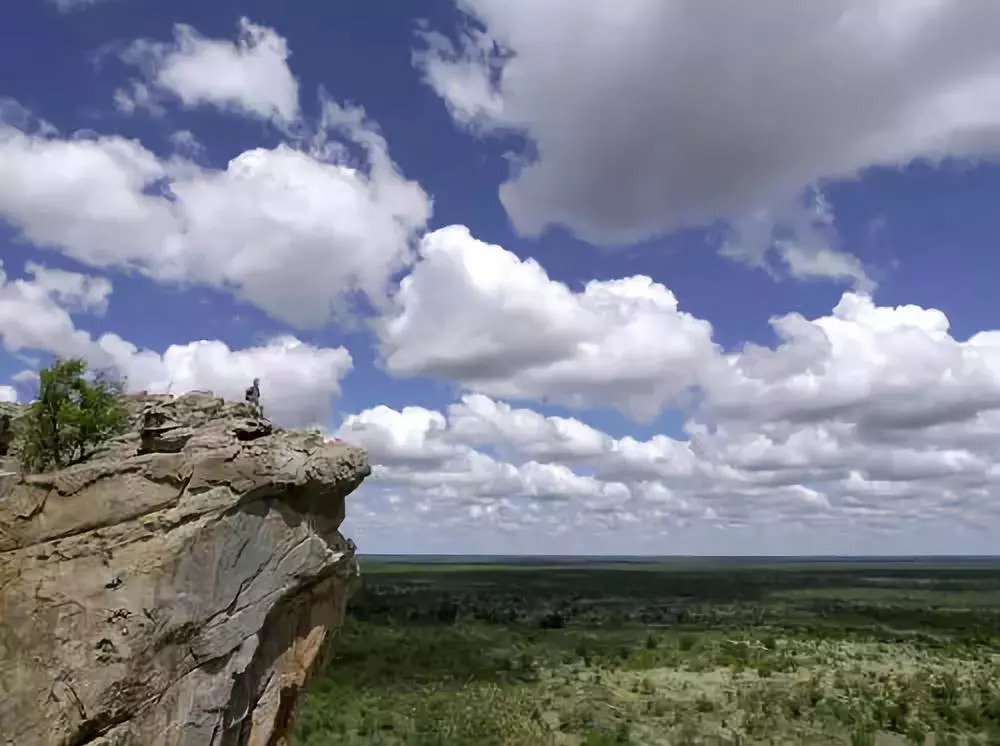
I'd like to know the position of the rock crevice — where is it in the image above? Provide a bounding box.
[0,393,370,746]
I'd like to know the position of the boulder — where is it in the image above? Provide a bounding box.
[0,392,370,746]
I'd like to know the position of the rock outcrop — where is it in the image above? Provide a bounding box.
[0,393,370,746]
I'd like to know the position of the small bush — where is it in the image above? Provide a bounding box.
[695,695,715,713]
[18,358,129,472]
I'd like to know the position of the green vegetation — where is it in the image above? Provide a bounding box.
[17,358,129,472]
[296,557,1000,745]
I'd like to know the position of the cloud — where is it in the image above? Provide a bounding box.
[340,387,1000,547]
[416,1,1000,267]
[362,227,1000,542]
[0,262,352,428]
[777,243,873,292]
[378,225,1000,438]
[337,403,634,506]
[445,395,714,488]
[377,225,721,420]
[0,101,430,328]
[0,261,98,360]
[167,130,204,158]
[118,18,299,122]
[722,191,876,292]
[49,0,114,12]
[100,334,353,429]
[23,262,112,314]
[446,393,613,463]
[710,293,1000,432]
[0,386,16,403]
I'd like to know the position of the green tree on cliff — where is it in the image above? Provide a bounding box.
[19,358,130,472]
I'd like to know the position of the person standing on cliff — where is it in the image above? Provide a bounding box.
[245,378,262,416]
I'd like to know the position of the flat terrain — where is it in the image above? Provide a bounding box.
[294,557,1000,745]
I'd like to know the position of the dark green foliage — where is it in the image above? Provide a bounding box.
[0,404,17,456]
[18,358,129,472]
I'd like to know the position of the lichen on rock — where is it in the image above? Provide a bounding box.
[0,392,370,746]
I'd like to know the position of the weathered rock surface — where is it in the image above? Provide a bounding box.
[0,393,370,746]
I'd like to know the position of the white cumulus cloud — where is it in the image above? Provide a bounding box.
[377,225,721,420]
[338,402,634,506]
[0,262,352,428]
[0,101,430,328]
[712,293,1000,432]
[118,17,300,122]
[340,388,1000,549]
[354,225,1000,548]
[378,224,1000,437]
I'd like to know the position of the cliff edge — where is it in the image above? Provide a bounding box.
[0,392,370,746]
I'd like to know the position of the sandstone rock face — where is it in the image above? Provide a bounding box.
[0,393,370,746]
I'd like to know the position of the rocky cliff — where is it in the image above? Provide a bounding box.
[0,393,370,746]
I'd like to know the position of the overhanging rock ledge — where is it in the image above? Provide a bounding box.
[0,392,370,746]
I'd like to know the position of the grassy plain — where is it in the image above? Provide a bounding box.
[294,557,1000,745]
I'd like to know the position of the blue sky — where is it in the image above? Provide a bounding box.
[4,0,1000,555]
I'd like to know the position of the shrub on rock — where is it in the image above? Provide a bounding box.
[18,358,130,472]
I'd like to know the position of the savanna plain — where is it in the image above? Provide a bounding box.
[294,556,1000,745]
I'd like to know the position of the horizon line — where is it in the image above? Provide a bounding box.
[359,553,1000,559]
